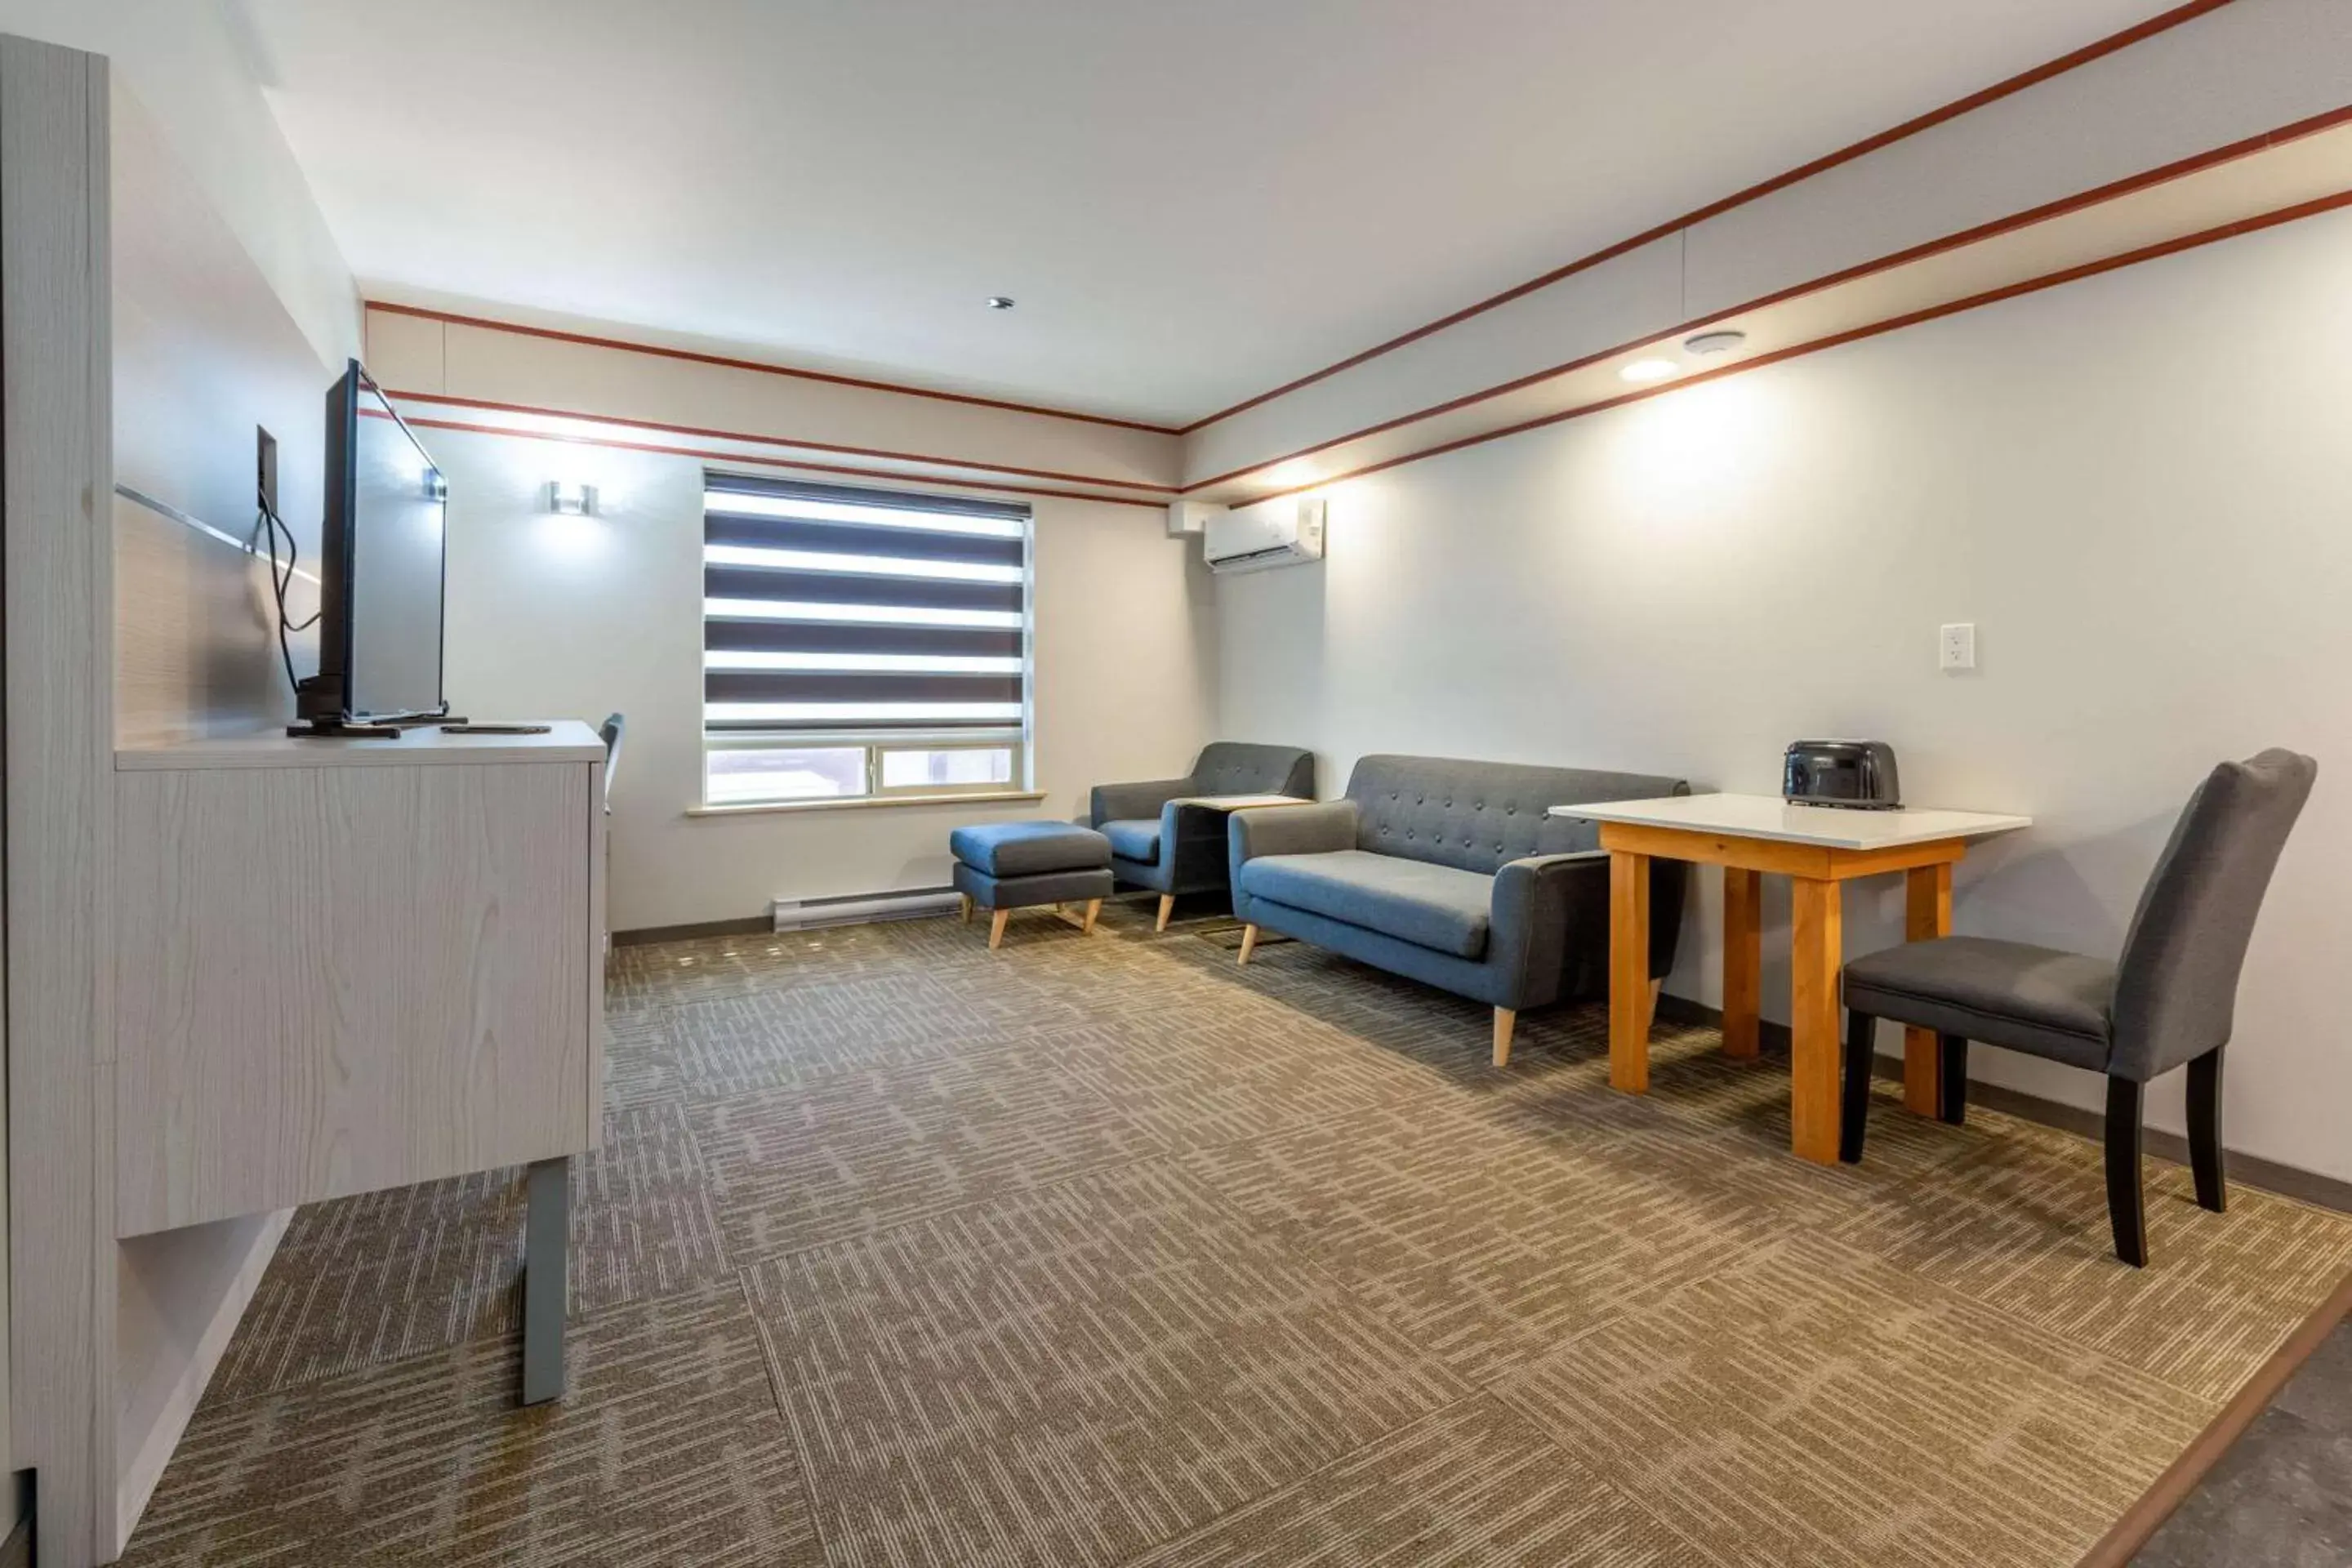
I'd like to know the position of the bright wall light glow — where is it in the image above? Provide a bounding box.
[1619,358,1681,384]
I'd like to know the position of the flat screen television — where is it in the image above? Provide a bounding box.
[299,360,449,727]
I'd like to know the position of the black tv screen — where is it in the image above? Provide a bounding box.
[318,361,448,722]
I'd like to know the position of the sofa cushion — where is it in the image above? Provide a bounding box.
[1099,817,1162,863]
[949,821,1111,879]
[1239,850,1494,959]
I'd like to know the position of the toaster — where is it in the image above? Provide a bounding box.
[1783,740,1901,810]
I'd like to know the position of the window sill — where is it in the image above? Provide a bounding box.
[686,789,1049,819]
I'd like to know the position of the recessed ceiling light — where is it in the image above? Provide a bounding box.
[1684,330,1748,355]
[984,296,1016,310]
[1619,358,1680,384]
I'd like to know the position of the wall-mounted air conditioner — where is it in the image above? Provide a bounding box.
[1203,497,1325,574]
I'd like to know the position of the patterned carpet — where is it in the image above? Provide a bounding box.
[118,898,2352,1567]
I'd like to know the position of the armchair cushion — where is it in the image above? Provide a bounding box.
[1238,850,1494,960]
[1099,817,1161,863]
[1843,936,2116,1073]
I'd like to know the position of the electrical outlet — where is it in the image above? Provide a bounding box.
[1940,622,1976,672]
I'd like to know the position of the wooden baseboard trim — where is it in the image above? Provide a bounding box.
[610,915,773,947]
[1650,994,2352,1215]
[2078,1263,2352,1566]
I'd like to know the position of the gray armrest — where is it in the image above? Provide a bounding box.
[1230,800,1356,862]
[1490,852,1605,1010]
[1089,777,1194,829]
[1488,850,1686,1009]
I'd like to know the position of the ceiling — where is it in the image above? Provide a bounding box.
[234,0,2185,426]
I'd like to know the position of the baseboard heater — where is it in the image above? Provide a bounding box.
[771,886,960,932]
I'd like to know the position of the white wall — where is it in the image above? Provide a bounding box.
[0,0,358,368]
[1215,206,2352,1183]
[433,425,1216,931]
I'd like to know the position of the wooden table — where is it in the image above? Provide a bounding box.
[1548,794,2029,1164]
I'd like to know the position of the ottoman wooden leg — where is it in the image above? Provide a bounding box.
[959,893,973,924]
[988,907,1010,950]
[1082,898,1102,934]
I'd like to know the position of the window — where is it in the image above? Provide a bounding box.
[702,474,1031,806]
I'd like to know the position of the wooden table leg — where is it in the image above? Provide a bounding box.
[1610,850,1650,1093]
[1721,866,1762,1059]
[1788,876,1843,1164]
[1903,862,1953,1116]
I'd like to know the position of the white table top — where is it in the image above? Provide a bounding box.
[1548,791,2031,850]
[1171,794,1316,809]
[117,719,608,770]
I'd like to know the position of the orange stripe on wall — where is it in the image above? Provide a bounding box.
[399,413,1173,511]
[1178,0,2239,433]
[1182,101,2352,494]
[1225,185,2352,506]
[367,301,1182,436]
[385,390,1178,497]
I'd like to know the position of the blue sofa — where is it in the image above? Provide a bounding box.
[1091,742,1316,928]
[1228,754,1688,1065]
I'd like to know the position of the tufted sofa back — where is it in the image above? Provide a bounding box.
[1192,742,1316,799]
[1344,755,1688,875]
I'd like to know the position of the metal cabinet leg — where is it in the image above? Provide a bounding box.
[522,1156,569,1405]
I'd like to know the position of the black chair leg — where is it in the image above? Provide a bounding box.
[2188,1047,2227,1214]
[1937,1033,1969,1126]
[2105,1076,2148,1267]
[1840,1009,1875,1163]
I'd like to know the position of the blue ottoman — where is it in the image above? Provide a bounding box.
[949,822,1116,949]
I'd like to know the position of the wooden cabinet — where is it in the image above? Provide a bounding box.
[112,725,606,1236]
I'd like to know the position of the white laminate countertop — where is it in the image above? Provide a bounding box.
[116,719,608,770]
[1171,794,1317,809]
[1548,791,2031,850]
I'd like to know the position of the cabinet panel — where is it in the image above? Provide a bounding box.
[115,760,592,1235]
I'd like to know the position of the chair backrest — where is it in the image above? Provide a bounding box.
[2110,748,2316,1079]
[1343,754,1687,875]
[1190,742,1314,799]
[598,712,626,808]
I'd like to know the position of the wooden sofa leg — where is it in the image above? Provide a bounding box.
[987,907,1011,951]
[1082,898,1102,935]
[959,893,973,924]
[1493,1008,1517,1068]
[1236,924,1258,965]
[1646,977,1663,1035]
[1156,893,1174,932]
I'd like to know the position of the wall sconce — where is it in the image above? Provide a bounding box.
[546,481,599,516]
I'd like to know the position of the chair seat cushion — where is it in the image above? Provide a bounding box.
[1099,818,1161,863]
[949,821,1111,879]
[1843,936,2116,1072]
[1239,850,1493,959]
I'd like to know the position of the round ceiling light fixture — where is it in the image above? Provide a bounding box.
[1683,329,1748,356]
[1619,357,1681,384]
[984,296,1017,310]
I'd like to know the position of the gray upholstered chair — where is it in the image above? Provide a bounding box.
[1090,742,1315,929]
[1840,750,2316,1266]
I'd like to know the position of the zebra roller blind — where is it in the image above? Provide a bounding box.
[702,472,1032,747]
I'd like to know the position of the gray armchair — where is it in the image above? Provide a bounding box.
[1090,742,1315,928]
[1227,755,1689,1064]
[1841,749,2316,1266]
